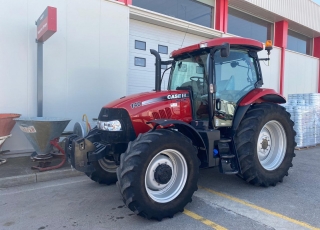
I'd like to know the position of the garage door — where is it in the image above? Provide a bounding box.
[128,19,210,95]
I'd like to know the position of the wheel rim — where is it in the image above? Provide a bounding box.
[98,158,117,173]
[145,149,188,203]
[257,120,287,171]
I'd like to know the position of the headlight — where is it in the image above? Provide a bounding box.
[97,120,122,131]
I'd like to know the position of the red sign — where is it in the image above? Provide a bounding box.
[36,6,57,42]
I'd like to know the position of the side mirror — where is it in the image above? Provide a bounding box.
[220,43,230,58]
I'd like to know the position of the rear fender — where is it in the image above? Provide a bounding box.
[233,89,285,134]
[239,88,286,106]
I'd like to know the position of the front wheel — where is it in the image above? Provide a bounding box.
[85,158,118,185]
[235,103,296,187]
[117,129,199,220]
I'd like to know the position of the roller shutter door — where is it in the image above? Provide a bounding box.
[128,19,209,95]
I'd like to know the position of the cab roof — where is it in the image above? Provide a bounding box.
[171,37,264,58]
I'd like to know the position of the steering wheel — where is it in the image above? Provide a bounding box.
[190,76,203,82]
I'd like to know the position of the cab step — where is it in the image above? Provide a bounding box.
[219,158,239,174]
[218,140,239,174]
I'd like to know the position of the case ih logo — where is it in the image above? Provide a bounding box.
[167,93,188,100]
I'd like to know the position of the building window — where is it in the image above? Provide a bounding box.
[158,45,168,54]
[287,30,311,55]
[135,57,146,67]
[228,8,273,43]
[161,64,167,70]
[132,0,213,28]
[135,40,146,50]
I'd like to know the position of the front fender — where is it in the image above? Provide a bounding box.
[147,119,206,149]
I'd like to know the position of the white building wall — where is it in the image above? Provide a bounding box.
[128,20,211,95]
[284,50,319,98]
[258,47,281,93]
[0,0,129,152]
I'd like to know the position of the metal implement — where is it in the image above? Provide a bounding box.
[15,117,70,172]
[15,117,70,155]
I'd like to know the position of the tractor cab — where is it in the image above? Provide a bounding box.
[168,37,266,130]
[169,48,260,128]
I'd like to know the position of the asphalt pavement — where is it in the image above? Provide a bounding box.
[0,146,319,230]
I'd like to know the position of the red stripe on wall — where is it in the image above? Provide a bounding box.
[223,0,228,32]
[274,21,288,95]
[118,0,132,5]
[313,37,320,93]
[279,48,286,95]
[274,21,288,48]
[215,0,228,33]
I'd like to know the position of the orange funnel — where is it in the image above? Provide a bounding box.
[0,114,21,148]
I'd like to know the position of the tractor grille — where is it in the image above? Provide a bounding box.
[152,107,172,119]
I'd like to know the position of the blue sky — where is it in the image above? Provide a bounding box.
[313,0,320,5]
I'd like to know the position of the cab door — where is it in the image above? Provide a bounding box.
[214,49,259,127]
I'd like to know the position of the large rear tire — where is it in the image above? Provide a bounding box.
[117,129,199,220]
[85,158,117,185]
[235,103,296,187]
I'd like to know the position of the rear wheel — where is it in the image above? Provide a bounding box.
[235,103,296,187]
[117,129,199,220]
[85,158,117,185]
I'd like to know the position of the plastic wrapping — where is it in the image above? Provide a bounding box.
[283,93,320,148]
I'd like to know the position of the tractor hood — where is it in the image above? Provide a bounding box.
[102,90,193,135]
[104,90,190,111]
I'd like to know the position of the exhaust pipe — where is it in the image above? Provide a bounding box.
[150,49,162,91]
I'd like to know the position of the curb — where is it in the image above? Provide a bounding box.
[0,169,84,188]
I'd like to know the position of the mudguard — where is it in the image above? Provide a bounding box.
[147,119,206,149]
[239,88,286,106]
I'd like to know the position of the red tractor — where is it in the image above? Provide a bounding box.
[65,37,295,220]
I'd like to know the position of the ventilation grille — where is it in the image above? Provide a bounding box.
[165,107,172,118]
[152,112,160,119]
[152,107,172,119]
[159,109,166,118]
